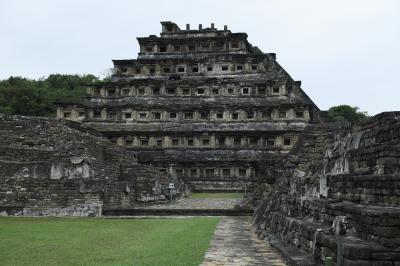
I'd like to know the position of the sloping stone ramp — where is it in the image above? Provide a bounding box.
[201,216,287,266]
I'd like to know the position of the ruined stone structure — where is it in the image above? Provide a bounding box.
[253,112,400,265]
[0,114,178,216]
[3,21,399,264]
[57,21,320,192]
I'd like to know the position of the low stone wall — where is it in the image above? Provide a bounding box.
[190,180,252,192]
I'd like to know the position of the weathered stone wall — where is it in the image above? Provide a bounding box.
[0,114,177,216]
[253,112,400,265]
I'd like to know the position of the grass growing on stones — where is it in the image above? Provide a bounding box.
[191,192,244,199]
[0,217,220,266]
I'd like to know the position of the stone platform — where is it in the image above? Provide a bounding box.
[102,198,253,216]
[136,198,239,209]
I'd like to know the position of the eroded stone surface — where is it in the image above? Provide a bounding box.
[253,112,400,265]
[201,216,287,266]
[136,198,238,210]
[0,114,180,216]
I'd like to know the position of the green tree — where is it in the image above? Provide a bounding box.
[327,105,368,122]
[0,74,100,117]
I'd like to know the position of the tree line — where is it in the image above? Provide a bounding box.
[0,74,99,117]
[0,74,368,121]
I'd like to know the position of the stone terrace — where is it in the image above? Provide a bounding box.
[253,112,400,265]
[0,114,177,216]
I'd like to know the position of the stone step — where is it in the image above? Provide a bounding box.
[296,197,400,223]
[256,211,400,265]
[192,188,250,193]
[102,208,253,216]
[326,173,400,205]
[282,198,400,248]
[256,229,320,266]
[294,173,400,206]
[333,235,399,265]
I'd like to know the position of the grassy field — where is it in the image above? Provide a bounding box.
[191,192,244,199]
[0,217,220,266]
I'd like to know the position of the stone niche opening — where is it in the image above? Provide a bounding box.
[153,112,161,120]
[153,87,160,95]
[182,88,190,95]
[197,88,205,95]
[200,112,209,119]
[167,88,176,95]
[122,89,130,96]
[169,112,177,119]
[108,89,116,96]
[231,41,240,49]
[50,157,92,180]
[187,138,194,146]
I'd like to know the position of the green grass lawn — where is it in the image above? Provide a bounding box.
[190,192,244,199]
[0,217,220,266]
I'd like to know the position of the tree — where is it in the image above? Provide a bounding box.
[0,74,100,117]
[100,68,114,82]
[327,105,368,122]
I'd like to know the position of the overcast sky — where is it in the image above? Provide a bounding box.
[0,0,399,115]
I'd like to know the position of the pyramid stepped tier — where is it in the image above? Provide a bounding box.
[254,112,400,264]
[57,21,320,191]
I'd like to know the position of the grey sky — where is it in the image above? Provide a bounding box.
[1,0,399,115]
